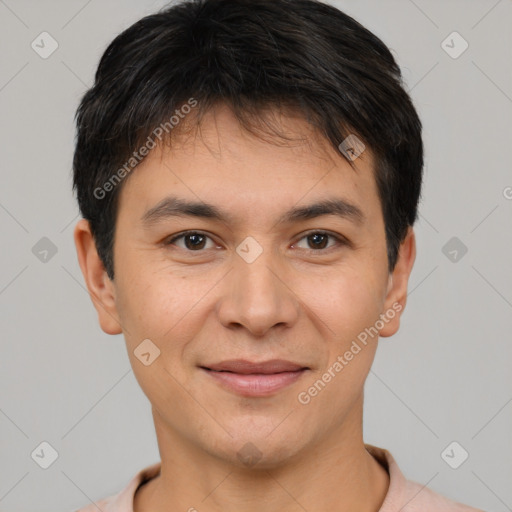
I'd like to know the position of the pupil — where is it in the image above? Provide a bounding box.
[310,234,327,249]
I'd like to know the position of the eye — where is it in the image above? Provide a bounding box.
[292,231,346,251]
[165,231,217,251]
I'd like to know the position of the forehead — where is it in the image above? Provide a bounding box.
[116,104,382,226]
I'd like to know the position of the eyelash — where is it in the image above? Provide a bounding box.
[164,230,348,253]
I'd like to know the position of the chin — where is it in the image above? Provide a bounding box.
[206,426,307,470]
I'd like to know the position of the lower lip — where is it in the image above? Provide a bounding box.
[202,368,307,397]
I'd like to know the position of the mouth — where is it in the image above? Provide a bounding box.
[199,359,310,397]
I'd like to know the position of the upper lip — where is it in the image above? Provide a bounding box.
[202,359,308,374]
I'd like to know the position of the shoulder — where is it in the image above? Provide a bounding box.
[401,478,485,511]
[71,496,113,512]
[364,444,485,512]
[72,495,114,512]
[71,461,161,512]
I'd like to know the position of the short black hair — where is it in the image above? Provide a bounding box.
[73,0,423,280]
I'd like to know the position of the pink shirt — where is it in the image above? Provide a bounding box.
[73,444,484,511]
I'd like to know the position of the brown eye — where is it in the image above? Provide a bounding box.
[293,231,345,251]
[307,233,329,249]
[166,231,215,251]
[183,233,206,250]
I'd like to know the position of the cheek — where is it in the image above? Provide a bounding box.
[116,259,188,331]
[295,273,384,422]
[300,264,386,342]
[115,269,211,370]
[116,274,206,409]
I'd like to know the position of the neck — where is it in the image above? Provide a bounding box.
[134,401,389,512]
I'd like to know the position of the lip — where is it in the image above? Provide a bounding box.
[200,359,309,397]
[204,359,307,374]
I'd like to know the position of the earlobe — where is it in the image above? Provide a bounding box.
[73,219,123,335]
[379,227,416,338]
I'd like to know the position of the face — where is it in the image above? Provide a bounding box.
[75,104,415,469]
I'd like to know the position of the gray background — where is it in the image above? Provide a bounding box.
[0,0,511,510]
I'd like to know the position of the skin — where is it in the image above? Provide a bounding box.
[74,104,416,512]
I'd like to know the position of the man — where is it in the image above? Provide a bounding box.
[72,0,483,510]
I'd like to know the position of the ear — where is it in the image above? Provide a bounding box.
[379,226,416,338]
[73,219,123,335]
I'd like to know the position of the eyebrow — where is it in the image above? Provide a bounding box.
[140,195,365,227]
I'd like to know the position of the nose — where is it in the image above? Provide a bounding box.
[216,246,300,337]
